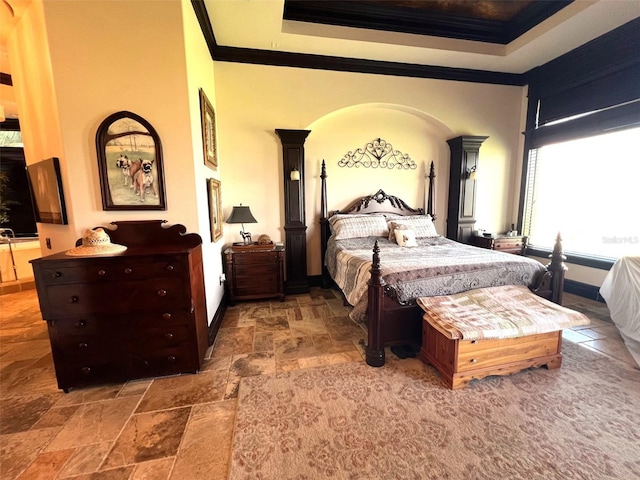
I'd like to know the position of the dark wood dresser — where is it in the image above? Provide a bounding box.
[472,235,527,255]
[30,221,209,392]
[223,244,285,305]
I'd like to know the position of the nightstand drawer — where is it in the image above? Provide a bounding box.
[494,239,523,249]
[473,235,527,255]
[232,251,279,265]
[234,263,278,277]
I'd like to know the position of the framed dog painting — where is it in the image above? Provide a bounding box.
[95,111,167,210]
[200,89,217,170]
[207,178,222,242]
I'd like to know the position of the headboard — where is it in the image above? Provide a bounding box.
[319,159,437,287]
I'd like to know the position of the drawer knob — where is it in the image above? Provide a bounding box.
[81,367,91,375]
[54,271,62,278]
[78,342,88,349]
[124,267,132,274]
[166,265,174,272]
[164,333,174,340]
[98,269,106,276]
[167,355,176,363]
[470,358,478,364]
[75,320,86,328]
[69,295,79,304]
[157,289,167,297]
[162,312,172,320]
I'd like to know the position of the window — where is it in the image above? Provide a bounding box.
[522,126,640,261]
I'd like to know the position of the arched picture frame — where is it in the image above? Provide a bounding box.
[96,111,167,210]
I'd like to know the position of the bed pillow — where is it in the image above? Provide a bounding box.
[394,228,417,247]
[329,214,389,239]
[388,215,439,240]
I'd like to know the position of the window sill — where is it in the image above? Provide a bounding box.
[526,247,614,271]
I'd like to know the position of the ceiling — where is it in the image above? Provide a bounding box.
[2,1,640,122]
[203,0,640,76]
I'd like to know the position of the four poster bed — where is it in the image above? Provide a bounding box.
[319,161,567,367]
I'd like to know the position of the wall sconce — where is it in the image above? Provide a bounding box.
[290,167,300,181]
[226,204,258,245]
[466,165,477,180]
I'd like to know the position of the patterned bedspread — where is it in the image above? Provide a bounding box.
[325,236,548,322]
[417,285,590,340]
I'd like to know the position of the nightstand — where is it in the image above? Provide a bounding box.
[472,235,527,255]
[223,244,285,304]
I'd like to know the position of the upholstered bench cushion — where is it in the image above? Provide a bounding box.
[417,285,590,341]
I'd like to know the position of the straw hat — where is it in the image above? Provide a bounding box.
[66,228,127,256]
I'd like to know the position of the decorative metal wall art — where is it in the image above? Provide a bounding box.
[338,138,417,170]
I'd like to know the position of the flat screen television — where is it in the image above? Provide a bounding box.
[26,157,68,225]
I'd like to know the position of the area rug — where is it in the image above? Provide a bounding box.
[229,343,640,480]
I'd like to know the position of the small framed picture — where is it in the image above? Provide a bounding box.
[200,89,217,170]
[26,157,68,224]
[207,178,222,242]
[95,111,167,210]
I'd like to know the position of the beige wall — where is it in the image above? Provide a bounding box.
[214,62,526,274]
[7,0,72,250]
[6,0,609,316]
[8,0,224,322]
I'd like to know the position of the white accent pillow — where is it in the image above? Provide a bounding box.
[330,214,389,239]
[388,215,438,240]
[394,228,417,247]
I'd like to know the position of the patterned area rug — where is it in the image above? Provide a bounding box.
[229,343,640,480]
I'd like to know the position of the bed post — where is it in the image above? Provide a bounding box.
[320,160,331,288]
[366,241,386,367]
[547,232,567,305]
[426,161,436,220]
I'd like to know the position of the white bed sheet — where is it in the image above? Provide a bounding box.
[599,256,640,366]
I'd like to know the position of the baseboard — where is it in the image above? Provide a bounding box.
[208,295,228,345]
[564,279,605,303]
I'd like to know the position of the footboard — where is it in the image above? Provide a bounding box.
[365,234,568,367]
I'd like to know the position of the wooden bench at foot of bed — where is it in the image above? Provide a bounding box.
[417,285,591,389]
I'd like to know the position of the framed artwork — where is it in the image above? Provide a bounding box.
[95,111,167,210]
[207,178,222,242]
[25,157,68,224]
[200,88,217,170]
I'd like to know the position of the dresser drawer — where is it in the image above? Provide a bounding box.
[52,335,117,360]
[129,324,192,349]
[47,316,117,337]
[54,361,126,390]
[38,256,187,285]
[42,278,191,317]
[128,310,193,329]
[129,346,197,377]
[456,332,560,372]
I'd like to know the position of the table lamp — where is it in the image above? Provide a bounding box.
[226,205,257,245]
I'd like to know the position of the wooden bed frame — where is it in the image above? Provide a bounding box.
[319,160,567,367]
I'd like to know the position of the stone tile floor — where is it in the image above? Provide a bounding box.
[0,288,636,479]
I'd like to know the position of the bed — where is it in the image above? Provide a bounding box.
[319,161,567,367]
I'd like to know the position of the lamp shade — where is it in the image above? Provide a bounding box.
[226,205,257,224]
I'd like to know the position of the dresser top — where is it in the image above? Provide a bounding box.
[32,220,202,263]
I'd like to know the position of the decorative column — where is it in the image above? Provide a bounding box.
[446,135,488,244]
[275,129,311,294]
